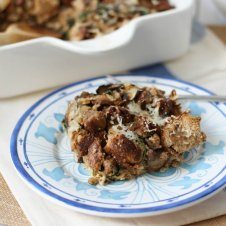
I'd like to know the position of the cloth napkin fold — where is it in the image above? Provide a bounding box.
[0,23,226,226]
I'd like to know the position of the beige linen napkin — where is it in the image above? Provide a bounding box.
[0,27,226,226]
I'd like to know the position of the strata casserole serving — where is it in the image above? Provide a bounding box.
[64,83,206,185]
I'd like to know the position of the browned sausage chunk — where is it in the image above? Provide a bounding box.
[130,116,157,137]
[84,111,106,133]
[86,140,103,172]
[105,134,142,167]
[105,106,134,124]
[103,158,118,175]
[71,130,94,161]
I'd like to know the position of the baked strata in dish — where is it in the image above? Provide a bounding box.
[0,0,173,45]
[64,83,206,185]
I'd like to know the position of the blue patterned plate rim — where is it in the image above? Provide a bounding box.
[10,74,226,217]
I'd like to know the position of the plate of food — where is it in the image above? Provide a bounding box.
[11,75,226,217]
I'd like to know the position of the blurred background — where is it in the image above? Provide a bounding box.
[196,0,226,25]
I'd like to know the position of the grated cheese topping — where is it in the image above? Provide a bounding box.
[128,101,169,126]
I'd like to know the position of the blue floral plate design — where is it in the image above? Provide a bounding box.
[10,75,226,217]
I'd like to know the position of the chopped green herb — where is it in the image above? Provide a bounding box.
[105,90,113,95]
[78,11,89,21]
[62,119,68,129]
[67,18,75,28]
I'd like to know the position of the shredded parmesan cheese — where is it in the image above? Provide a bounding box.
[128,101,168,126]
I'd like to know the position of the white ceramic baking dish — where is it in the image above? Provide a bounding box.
[0,0,194,98]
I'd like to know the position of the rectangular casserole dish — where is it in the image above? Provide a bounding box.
[0,0,194,98]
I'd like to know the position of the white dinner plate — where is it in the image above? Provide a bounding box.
[11,75,226,218]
